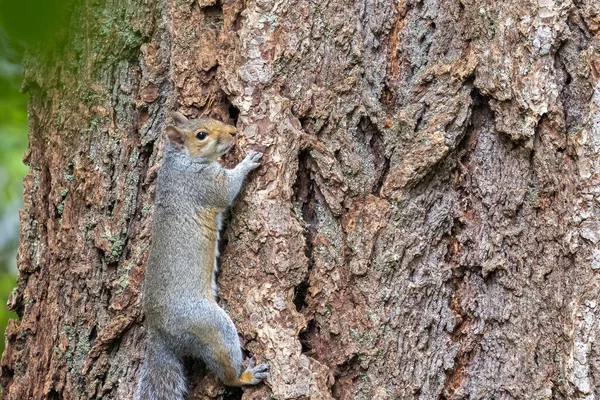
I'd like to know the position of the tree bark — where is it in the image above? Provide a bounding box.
[2,0,600,399]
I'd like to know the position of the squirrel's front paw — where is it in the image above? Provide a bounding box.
[241,150,263,171]
[240,357,269,385]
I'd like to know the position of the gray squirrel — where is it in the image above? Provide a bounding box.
[134,111,269,400]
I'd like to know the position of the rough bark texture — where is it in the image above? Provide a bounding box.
[2,0,600,399]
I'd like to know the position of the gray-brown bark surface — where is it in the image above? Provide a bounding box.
[2,0,600,399]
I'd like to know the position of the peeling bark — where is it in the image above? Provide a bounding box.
[2,0,600,399]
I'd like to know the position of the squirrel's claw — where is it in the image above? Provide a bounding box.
[241,151,263,171]
[252,363,269,373]
[248,151,263,162]
[249,362,269,384]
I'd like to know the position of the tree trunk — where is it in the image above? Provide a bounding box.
[2,0,600,399]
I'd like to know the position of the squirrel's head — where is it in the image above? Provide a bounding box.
[166,111,237,160]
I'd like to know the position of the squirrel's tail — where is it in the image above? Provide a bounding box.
[134,333,186,400]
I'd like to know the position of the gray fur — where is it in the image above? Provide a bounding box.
[134,332,187,400]
[134,136,266,400]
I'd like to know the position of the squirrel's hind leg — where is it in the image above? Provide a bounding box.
[185,302,269,386]
[204,343,269,386]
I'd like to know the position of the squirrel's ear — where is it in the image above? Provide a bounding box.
[171,111,189,126]
[166,126,186,146]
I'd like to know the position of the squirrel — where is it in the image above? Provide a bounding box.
[134,111,269,400]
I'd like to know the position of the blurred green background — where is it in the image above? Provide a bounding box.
[0,23,29,352]
[0,0,72,356]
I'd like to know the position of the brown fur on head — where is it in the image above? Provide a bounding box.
[166,111,237,160]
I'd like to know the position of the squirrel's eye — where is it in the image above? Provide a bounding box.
[196,131,208,140]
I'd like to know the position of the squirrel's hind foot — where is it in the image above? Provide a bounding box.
[238,357,269,385]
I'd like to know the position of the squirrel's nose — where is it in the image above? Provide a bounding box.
[230,127,237,137]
